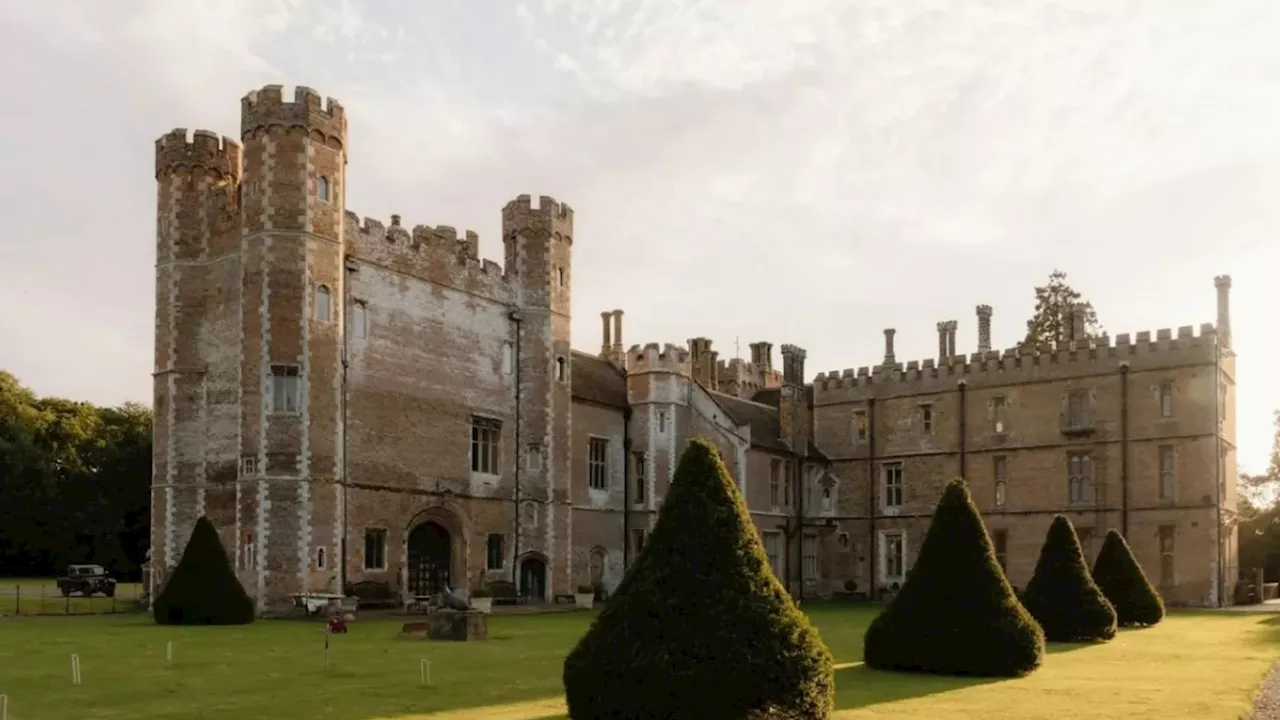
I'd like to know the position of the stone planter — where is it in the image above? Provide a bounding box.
[470,596,493,614]
[574,592,595,610]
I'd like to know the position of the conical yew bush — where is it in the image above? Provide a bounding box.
[1092,529,1165,627]
[1021,516,1117,642]
[863,478,1044,677]
[153,516,255,625]
[562,438,835,719]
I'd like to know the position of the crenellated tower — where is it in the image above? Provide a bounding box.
[237,85,348,610]
[152,129,242,581]
[502,195,574,595]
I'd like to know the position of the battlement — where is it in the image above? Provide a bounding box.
[155,128,241,180]
[814,323,1221,401]
[627,342,692,376]
[501,194,574,237]
[241,85,346,147]
[344,211,512,302]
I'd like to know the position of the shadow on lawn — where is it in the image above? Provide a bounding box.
[833,662,1003,710]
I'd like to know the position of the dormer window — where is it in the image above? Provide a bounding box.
[318,176,331,203]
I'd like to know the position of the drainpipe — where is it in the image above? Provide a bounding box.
[958,379,968,479]
[1120,362,1130,538]
[340,257,358,593]
[622,407,632,572]
[509,309,523,587]
[867,398,877,598]
[1214,341,1224,607]
[795,450,804,602]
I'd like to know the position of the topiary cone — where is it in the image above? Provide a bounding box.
[863,478,1045,677]
[1021,516,1117,642]
[1092,529,1165,627]
[152,516,255,626]
[562,437,835,719]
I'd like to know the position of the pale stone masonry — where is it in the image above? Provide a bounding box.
[151,86,1240,613]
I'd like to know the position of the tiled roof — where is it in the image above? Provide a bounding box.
[707,390,789,453]
[570,352,628,409]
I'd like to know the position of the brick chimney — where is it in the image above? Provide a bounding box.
[600,311,612,357]
[976,305,993,353]
[688,337,719,390]
[778,344,809,450]
[936,321,949,362]
[1215,275,1232,348]
[749,341,773,373]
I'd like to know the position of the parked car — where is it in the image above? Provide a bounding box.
[56,565,118,598]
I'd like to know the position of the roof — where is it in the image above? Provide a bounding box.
[706,390,790,453]
[570,352,628,409]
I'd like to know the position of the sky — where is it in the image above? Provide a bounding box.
[0,0,1275,474]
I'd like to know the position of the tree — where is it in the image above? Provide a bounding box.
[153,516,255,626]
[863,478,1045,677]
[562,438,835,719]
[1091,530,1165,627]
[1020,516,1117,642]
[1024,269,1103,347]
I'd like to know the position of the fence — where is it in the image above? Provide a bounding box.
[0,580,146,616]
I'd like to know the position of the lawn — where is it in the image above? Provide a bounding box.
[0,605,1275,720]
[0,578,145,616]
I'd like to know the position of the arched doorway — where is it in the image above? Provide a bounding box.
[407,522,452,596]
[519,555,547,602]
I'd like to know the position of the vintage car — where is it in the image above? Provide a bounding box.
[55,564,118,597]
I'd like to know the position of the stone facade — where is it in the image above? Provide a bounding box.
[152,86,1240,613]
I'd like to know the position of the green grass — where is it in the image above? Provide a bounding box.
[0,577,145,616]
[0,605,1275,719]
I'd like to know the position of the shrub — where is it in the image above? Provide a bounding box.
[1092,529,1166,627]
[1021,516,1117,642]
[563,438,835,719]
[863,478,1044,677]
[152,516,255,626]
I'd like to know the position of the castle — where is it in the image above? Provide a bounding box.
[150,85,1239,612]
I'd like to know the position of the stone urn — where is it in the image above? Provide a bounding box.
[469,588,493,614]
[574,585,595,610]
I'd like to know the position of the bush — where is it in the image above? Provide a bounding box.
[1092,529,1166,627]
[863,478,1044,677]
[1021,516,1117,642]
[153,516,255,625]
[563,438,835,719]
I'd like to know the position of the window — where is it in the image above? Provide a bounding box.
[802,535,818,580]
[993,395,1010,433]
[770,459,782,507]
[556,356,567,381]
[240,533,256,571]
[317,175,331,203]
[363,528,387,570]
[805,472,818,510]
[502,342,512,374]
[524,501,539,529]
[881,531,906,582]
[486,533,505,570]
[632,452,647,504]
[588,437,609,490]
[991,529,1008,573]
[314,284,331,321]
[315,547,326,570]
[269,365,301,414]
[838,532,850,551]
[993,455,1007,508]
[526,444,542,472]
[763,532,782,577]
[240,455,257,477]
[1159,446,1174,501]
[882,462,904,509]
[630,528,647,557]
[351,301,367,338]
[1067,390,1090,428]
[822,484,833,514]
[1068,453,1094,504]
[557,267,566,287]
[1160,383,1173,418]
[657,410,669,434]
[1159,525,1175,585]
[470,416,502,475]
[920,404,934,434]
[854,411,868,441]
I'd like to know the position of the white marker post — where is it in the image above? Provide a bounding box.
[1,693,8,720]
[324,627,331,669]
[420,658,431,686]
[71,654,82,685]
[166,641,173,665]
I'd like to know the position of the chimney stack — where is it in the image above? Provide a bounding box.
[1215,275,1232,348]
[600,311,612,357]
[936,321,949,361]
[1069,303,1087,343]
[976,305,992,353]
[946,321,957,358]
[611,309,624,353]
[883,328,897,366]
[780,344,807,386]
[749,342,774,373]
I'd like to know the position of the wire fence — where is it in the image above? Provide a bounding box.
[0,580,147,616]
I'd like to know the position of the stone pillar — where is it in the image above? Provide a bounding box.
[976,305,992,353]
[1215,275,1232,348]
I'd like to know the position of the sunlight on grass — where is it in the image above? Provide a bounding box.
[0,607,1275,720]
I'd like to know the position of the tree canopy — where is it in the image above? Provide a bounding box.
[1024,269,1103,347]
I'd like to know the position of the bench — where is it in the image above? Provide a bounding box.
[488,580,520,606]
[553,593,576,604]
[345,580,399,609]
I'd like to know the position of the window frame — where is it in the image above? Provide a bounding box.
[587,436,609,490]
[632,451,647,504]
[854,410,868,441]
[1159,382,1174,418]
[802,533,819,580]
[881,461,904,510]
[1159,445,1175,501]
[880,530,906,583]
[268,364,302,415]
[314,284,332,322]
[469,416,502,476]
[363,528,387,571]
[317,175,331,203]
[993,455,1007,508]
[485,533,505,571]
[762,531,783,577]
[1067,452,1094,505]
[351,300,367,339]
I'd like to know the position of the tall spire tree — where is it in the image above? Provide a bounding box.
[1024,269,1103,347]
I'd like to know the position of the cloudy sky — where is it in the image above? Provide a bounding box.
[1,0,1275,473]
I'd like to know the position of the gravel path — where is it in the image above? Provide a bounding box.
[1249,662,1280,719]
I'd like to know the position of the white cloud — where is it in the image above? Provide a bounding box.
[0,0,1276,473]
